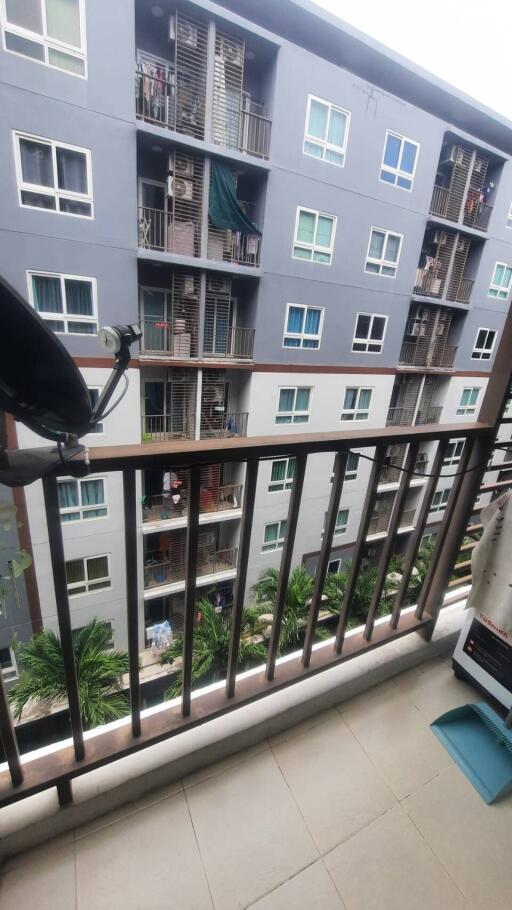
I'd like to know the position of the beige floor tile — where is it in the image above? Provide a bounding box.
[75,790,213,910]
[325,804,469,910]
[405,765,512,910]
[186,750,318,910]
[74,778,183,839]
[248,860,346,910]
[0,835,76,910]
[393,658,482,723]
[272,713,396,853]
[183,739,269,788]
[268,707,340,747]
[340,683,451,799]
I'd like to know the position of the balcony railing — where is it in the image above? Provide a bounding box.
[430,183,493,233]
[143,483,243,522]
[142,414,196,443]
[379,454,428,485]
[446,277,474,304]
[144,547,237,590]
[138,206,200,257]
[200,411,248,439]
[135,71,176,130]
[386,406,442,427]
[239,107,271,159]
[367,507,416,537]
[1,378,509,809]
[207,226,261,267]
[204,326,255,360]
[140,319,195,358]
[399,341,457,369]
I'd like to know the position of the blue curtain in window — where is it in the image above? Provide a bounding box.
[58,481,78,508]
[278,389,295,412]
[287,307,304,333]
[308,100,328,139]
[82,479,103,506]
[32,275,63,313]
[304,309,320,335]
[383,134,401,168]
[295,388,310,411]
[65,279,92,315]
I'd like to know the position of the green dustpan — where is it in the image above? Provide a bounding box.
[431,703,512,804]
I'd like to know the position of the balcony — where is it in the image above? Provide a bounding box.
[367,507,416,538]
[143,483,243,524]
[399,341,457,370]
[144,546,237,593]
[203,325,255,360]
[386,405,442,427]
[430,183,493,232]
[207,224,261,267]
[379,453,428,485]
[413,268,473,304]
[200,410,248,439]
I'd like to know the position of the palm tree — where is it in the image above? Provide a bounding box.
[252,565,316,650]
[9,619,130,728]
[161,598,266,699]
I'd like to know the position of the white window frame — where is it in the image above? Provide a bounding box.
[283,303,324,350]
[13,131,93,218]
[352,312,388,354]
[456,387,480,416]
[303,94,351,167]
[472,327,497,361]
[292,206,336,265]
[341,387,373,422]
[345,451,359,481]
[27,270,98,334]
[0,0,87,78]
[488,261,512,299]
[57,475,108,523]
[421,532,437,546]
[334,508,349,536]
[365,227,403,278]
[430,489,450,513]
[379,130,419,191]
[262,520,287,553]
[443,440,465,467]
[66,554,111,597]
[87,387,104,435]
[268,457,295,493]
[275,386,312,425]
[327,558,341,574]
[0,645,18,682]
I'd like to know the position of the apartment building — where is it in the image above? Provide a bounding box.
[1,0,512,674]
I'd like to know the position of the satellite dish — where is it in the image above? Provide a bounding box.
[0,274,141,487]
[0,275,92,437]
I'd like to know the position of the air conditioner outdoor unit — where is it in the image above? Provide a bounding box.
[177,21,198,48]
[207,276,231,294]
[433,232,446,245]
[175,156,194,177]
[219,37,243,67]
[443,145,464,166]
[173,178,194,201]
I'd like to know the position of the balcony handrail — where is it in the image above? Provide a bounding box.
[144,547,238,589]
[0,417,499,808]
[204,325,255,360]
[207,224,261,267]
[143,483,243,522]
[398,340,457,369]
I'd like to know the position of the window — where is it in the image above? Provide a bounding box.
[328,559,341,574]
[28,271,97,334]
[380,131,419,190]
[335,508,349,535]
[346,452,359,481]
[268,458,295,492]
[293,207,336,264]
[14,132,93,216]
[283,304,324,349]
[489,262,512,299]
[341,387,372,421]
[303,95,350,167]
[1,0,86,76]
[58,477,107,522]
[443,440,465,467]
[472,328,497,360]
[352,313,387,353]
[65,555,111,596]
[0,646,17,682]
[421,532,437,546]
[87,388,103,434]
[457,387,479,416]
[365,228,402,277]
[262,520,287,552]
[276,387,311,424]
[430,489,450,513]
[507,204,512,229]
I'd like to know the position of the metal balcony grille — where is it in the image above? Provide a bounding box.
[139,272,200,358]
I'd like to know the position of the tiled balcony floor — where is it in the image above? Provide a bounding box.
[2,656,512,909]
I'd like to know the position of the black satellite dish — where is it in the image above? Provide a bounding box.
[0,276,92,437]
[0,274,141,487]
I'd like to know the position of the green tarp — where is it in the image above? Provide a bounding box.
[209,161,261,235]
